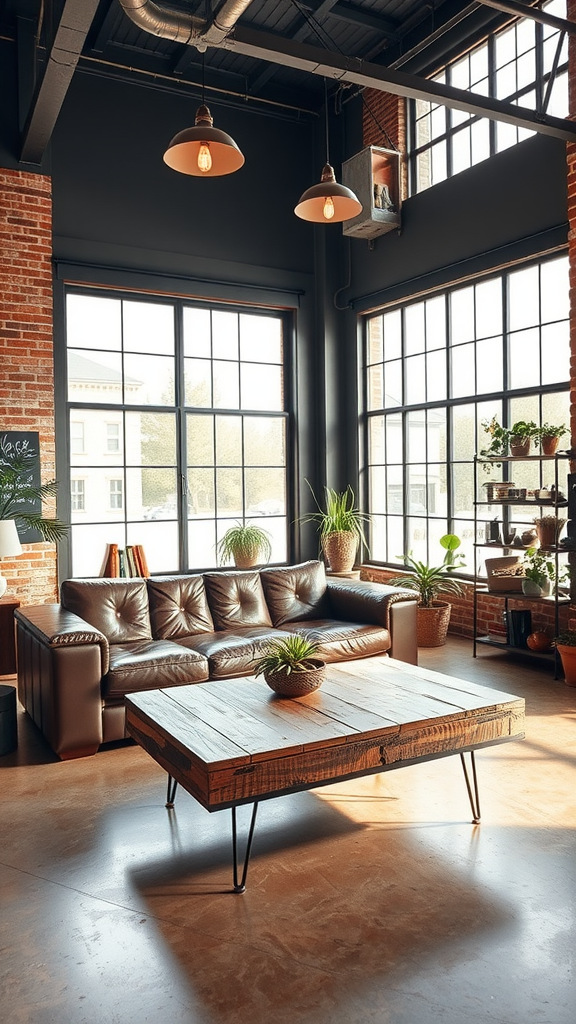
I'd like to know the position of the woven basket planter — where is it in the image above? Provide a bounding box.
[232,547,261,569]
[264,659,326,697]
[322,531,358,573]
[416,601,452,648]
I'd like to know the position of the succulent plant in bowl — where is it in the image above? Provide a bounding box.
[253,635,325,697]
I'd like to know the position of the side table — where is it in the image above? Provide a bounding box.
[0,596,20,676]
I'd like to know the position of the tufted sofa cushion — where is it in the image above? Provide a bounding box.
[260,560,330,626]
[203,570,273,630]
[61,578,152,643]
[147,575,214,639]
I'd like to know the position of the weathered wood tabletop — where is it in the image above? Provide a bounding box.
[125,656,525,813]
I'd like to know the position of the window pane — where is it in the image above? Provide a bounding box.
[135,412,176,466]
[428,408,446,463]
[129,467,177,521]
[451,343,475,398]
[368,364,384,410]
[213,361,239,408]
[368,416,385,465]
[185,358,212,407]
[123,301,174,355]
[67,350,123,404]
[405,303,425,355]
[450,287,475,345]
[240,364,282,410]
[453,404,476,463]
[188,518,216,569]
[509,328,540,388]
[384,361,402,408]
[476,336,503,394]
[216,468,242,516]
[244,417,285,466]
[426,349,447,401]
[66,295,121,351]
[405,354,426,404]
[367,317,383,364]
[239,314,282,363]
[509,265,540,330]
[212,311,239,359]
[541,322,569,385]
[183,307,211,357]
[407,411,426,462]
[540,257,569,323]
[188,468,215,516]
[452,126,471,175]
[471,118,490,164]
[245,468,286,515]
[425,296,446,350]
[216,416,242,466]
[124,354,175,406]
[386,414,403,464]
[187,414,214,466]
[475,278,502,338]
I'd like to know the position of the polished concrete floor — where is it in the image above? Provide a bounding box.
[1,637,575,1024]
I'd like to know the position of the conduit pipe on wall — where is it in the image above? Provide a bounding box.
[117,0,256,49]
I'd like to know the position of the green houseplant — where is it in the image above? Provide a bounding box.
[216,521,272,568]
[301,483,370,574]
[388,534,465,647]
[535,423,568,456]
[479,417,538,466]
[0,434,68,543]
[253,635,325,697]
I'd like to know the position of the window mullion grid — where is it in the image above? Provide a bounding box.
[174,302,188,572]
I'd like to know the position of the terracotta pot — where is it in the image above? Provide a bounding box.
[555,644,576,687]
[264,659,326,697]
[542,435,560,456]
[416,601,451,647]
[322,531,358,573]
[509,436,531,457]
[535,518,566,550]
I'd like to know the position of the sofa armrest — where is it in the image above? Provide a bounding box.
[326,579,418,664]
[15,605,109,759]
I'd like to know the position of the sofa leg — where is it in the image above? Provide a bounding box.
[165,774,178,808]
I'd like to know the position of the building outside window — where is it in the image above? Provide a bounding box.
[364,252,570,575]
[410,0,568,194]
[70,478,85,512]
[65,289,288,577]
[70,421,84,455]
[106,422,120,453]
[109,479,123,511]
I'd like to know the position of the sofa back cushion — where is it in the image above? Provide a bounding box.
[61,578,152,643]
[147,575,214,639]
[204,571,273,631]
[260,560,329,626]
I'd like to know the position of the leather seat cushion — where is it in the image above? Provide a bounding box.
[180,628,292,680]
[147,575,214,639]
[282,620,391,662]
[103,639,209,699]
[61,578,152,644]
[203,571,273,630]
[260,560,330,626]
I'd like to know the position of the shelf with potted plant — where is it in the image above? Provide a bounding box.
[473,435,571,675]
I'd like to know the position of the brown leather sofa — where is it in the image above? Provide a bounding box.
[15,560,418,760]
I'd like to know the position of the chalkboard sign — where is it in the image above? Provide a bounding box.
[0,431,43,543]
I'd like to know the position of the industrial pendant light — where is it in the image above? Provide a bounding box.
[294,81,362,224]
[163,55,244,177]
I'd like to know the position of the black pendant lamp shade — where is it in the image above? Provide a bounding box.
[163,104,245,177]
[294,163,362,222]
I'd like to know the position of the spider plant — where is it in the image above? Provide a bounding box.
[301,483,370,547]
[216,521,272,566]
[253,635,321,677]
[387,535,465,608]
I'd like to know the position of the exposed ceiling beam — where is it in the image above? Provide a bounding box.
[327,2,399,38]
[249,0,339,97]
[227,23,576,141]
[20,0,101,164]
[477,0,576,35]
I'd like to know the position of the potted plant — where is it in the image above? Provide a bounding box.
[387,534,465,647]
[553,630,576,686]
[216,522,272,568]
[0,434,68,542]
[533,515,566,550]
[535,423,568,456]
[301,483,370,574]
[479,416,538,465]
[253,635,325,697]
[521,548,556,597]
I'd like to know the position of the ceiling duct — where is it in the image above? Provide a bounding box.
[117,0,256,49]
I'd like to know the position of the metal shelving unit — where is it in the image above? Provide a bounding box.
[473,451,571,675]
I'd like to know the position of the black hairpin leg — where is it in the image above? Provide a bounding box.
[231,802,259,893]
[166,774,178,809]
[460,751,481,824]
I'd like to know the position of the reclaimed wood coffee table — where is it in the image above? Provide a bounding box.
[125,656,525,892]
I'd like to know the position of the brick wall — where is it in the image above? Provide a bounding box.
[362,88,408,200]
[0,168,58,603]
[360,564,569,647]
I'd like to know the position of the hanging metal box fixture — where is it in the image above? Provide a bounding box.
[341,145,401,239]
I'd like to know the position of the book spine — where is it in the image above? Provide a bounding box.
[109,543,120,578]
[135,544,150,577]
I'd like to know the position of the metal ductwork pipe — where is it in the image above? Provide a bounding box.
[117,0,256,49]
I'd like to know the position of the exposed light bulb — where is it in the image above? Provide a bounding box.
[197,143,212,173]
[323,196,335,220]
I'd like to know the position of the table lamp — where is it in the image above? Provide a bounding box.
[0,520,23,598]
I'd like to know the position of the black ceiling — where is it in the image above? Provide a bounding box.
[1,0,513,117]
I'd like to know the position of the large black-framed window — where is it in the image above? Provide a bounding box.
[410,0,568,194]
[64,287,290,577]
[364,252,570,574]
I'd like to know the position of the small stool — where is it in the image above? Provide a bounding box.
[0,684,17,755]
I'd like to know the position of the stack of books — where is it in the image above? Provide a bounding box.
[100,543,150,578]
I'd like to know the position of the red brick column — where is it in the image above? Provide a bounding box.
[362,89,407,199]
[0,168,58,603]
